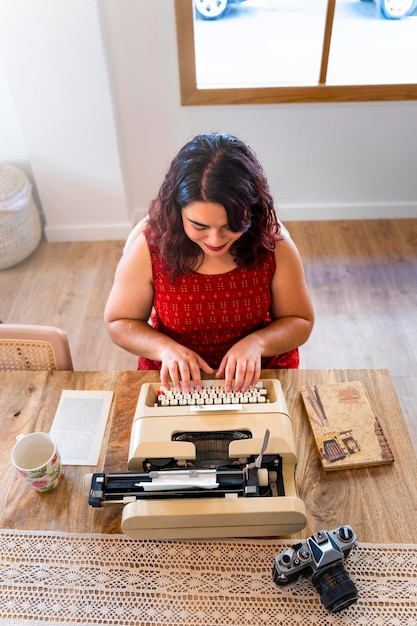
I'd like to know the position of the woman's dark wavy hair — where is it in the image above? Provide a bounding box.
[146,133,281,278]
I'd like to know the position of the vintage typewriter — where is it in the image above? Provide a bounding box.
[86,378,307,540]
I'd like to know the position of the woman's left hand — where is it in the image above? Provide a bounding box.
[215,337,262,393]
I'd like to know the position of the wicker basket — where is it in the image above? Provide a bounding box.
[0,164,42,270]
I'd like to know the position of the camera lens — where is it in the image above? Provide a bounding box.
[312,564,358,613]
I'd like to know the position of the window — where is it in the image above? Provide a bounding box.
[175,0,417,104]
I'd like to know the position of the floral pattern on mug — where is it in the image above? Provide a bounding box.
[31,478,52,490]
[27,458,61,491]
[16,469,30,479]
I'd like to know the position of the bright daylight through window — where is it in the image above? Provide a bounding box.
[175,0,417,104]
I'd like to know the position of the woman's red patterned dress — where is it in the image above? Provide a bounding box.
[138,239,299,371]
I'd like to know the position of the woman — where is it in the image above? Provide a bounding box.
[104,133,314,393]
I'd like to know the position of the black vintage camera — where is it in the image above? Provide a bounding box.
[272,525,358,613]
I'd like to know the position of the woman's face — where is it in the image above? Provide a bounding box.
[181,201,244,256]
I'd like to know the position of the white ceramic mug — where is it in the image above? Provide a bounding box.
[11,432,61,492]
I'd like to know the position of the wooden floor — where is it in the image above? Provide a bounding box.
[1,218,416,453]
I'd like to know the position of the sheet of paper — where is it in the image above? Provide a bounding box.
[49,390,114,465]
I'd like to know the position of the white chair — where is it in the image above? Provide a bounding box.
[0,324,74,371]
[123,217,148,254]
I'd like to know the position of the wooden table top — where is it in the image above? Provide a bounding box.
[1,369,416,543]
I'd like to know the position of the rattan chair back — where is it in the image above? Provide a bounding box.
[0,324,74,371]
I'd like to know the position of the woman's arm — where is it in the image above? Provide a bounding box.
[216,233,314,391]
[267,232,314,349]
[104,233,213,390]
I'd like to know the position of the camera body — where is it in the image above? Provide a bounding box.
[273,525,358,613]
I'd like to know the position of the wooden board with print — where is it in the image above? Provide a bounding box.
[300,380,394,470]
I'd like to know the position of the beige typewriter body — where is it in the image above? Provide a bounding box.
[122,379,307,540]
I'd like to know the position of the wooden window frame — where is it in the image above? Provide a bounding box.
[175,0,417,105]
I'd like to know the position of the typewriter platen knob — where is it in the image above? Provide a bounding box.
[257,468,269,487]
[83,473,94,493]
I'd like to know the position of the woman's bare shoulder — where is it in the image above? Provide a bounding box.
[274,225,302,264]
[116,230,153,280]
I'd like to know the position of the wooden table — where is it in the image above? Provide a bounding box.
[1,369,416,543]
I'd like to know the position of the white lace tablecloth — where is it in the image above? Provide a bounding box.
[0,529,416,625]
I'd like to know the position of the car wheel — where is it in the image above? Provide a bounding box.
[194,0,229,20]
[377,0,417,18]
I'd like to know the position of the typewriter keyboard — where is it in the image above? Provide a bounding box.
[155,381,270,409]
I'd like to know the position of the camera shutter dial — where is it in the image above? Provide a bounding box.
[338,526,354,542]
[298,546,310,561]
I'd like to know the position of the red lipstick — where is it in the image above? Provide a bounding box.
[204,243,227,252]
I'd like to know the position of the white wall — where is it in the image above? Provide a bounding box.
[0,0,416,243]
[0,55,28,165]
[0,0,129,241]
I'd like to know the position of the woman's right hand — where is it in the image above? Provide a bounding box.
[159,344,214,392]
